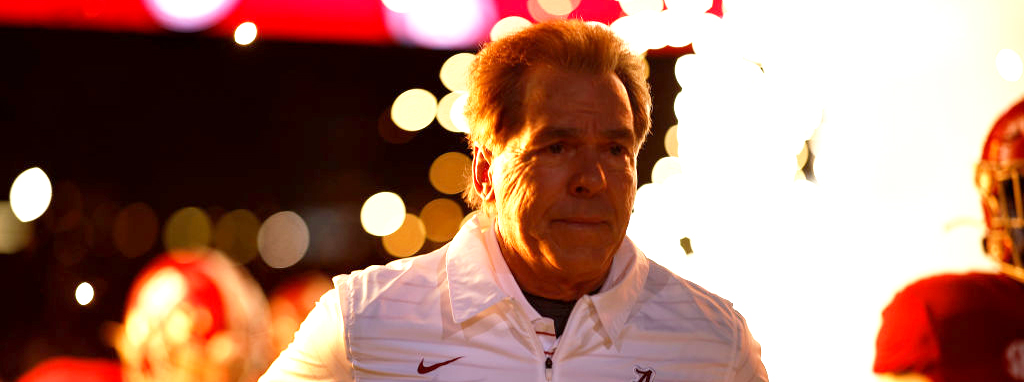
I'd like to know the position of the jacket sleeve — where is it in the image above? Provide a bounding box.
[259,285,354,382]
[729,310,769,382]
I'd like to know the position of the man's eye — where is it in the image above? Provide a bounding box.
[610,144,626,155]
[548,143,564,154]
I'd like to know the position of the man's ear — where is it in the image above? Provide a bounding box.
[472,146,494,203]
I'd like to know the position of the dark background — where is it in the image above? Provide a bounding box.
[0,26,681,380]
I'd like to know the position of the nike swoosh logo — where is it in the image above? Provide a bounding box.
[417,356,463,374]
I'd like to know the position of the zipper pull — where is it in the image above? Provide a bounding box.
[545,357,553,381]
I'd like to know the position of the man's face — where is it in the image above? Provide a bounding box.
[486,66,637,282]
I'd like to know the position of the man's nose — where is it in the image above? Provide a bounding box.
[570,150,607,197]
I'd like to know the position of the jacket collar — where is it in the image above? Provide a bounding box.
[445,215,649,345]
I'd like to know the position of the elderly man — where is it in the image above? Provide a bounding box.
[260,20,768,382]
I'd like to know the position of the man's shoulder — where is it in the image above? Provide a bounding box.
[335,244,449,307]
[633,258,745,334]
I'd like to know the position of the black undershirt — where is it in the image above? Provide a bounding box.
[521,287,602,337]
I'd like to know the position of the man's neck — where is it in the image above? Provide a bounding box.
[495,226,609,301]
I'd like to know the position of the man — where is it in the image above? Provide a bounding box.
[261,20,768,382]
[874,97,1024,382]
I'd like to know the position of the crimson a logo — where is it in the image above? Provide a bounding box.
[632,366,655,382]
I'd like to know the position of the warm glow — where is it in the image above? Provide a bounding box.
[382,213,426,258]
[651,156,683,184]
[0,201,32,255]
[361,192,406,236]
[436,91,465,133]
[257,211,310,269]
[233,22,257,45]
[9,167,52,223]
[75,282,94,306]
[449,92,471,133]
[664,124,679,156]
[609,14,664,54]
[996,48,1023,82]
[420,198,463,242]
[439,53,476,92]
[538,0,581,16]
[429,152,472,195]
[382,0,419,13]
[618,0,663,16]
[213,209,260,264]
[163,207,212,251]
[384,0,496,50]
[113,202,159,258]
[390,88,438,132]
[663,0,712,15]
[489,16,532,41]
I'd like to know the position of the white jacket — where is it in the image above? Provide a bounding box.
[260,216,768,382]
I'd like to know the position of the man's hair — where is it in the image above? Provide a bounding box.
[462,19,652,214]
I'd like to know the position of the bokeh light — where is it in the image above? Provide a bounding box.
[213,209,260,264]
[0,201,33,254]
[9,167,52,223]
[439,53,475,92]
[382,213,426,258]
[390,88,438,132]
[420,198,463,242]
[436,91,465,133]
[449,92,471,134]
[664,124,679,156]
[142,0,238,32]
[526,0,563,22]
[163,207,212,251]
[75,282,94,306]
[360,192,406,236]
[996,48,1023,82]
[429,152,471,195]
[489,16,532,41]
[382,0,419,13]
[663,0,712,15]
[257,211,310,269]
[538,0,581,16]
[233,22,257,45]
[384,0,497,50]
[651,156,683,184]
[113,202,159,258]
[618,0,664,16]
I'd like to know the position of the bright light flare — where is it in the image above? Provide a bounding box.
[449,92,471,133]
[9,167,52,223]
[619,0,663,16]
[391,89,438,132]
[233,22,257,45]
[664,0,712,15]
[143,0,238,32]
[651,156,683,184]
[429,152,472,195]
[76,282,95,306]
[997,48,1023,82]
[257,211,310,269]
[382,0,420,13]
[439,53,476,92]
[385,0,496,50]
[361,192,406,236]
[436,92,465,133]
[489,16,532,41]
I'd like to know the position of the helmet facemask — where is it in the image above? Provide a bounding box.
[977,160,1024,280]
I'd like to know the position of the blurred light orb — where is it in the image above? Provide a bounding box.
[142,0,238,32]
[384,0,496,50]
[382,0,420,13]
[382,213,426,258]
[76,282,94,306]
[257,211,310,269]
[664,0,712,15]
[652,156,684,184]
[619,0,664,16]
[213,209,260,264]
[113,202,159,258]
[664,124,679,156]
[489,16,532,41]
[420,198,463,242]
[0,201,32,255]
[538,0,581,16]
[233,22,257,45]
[9,167,52,223]
[361,192,406,236]
[997,48,1023,82]
[439,53,476,92]
[391,89,438,132]
[436,91,465,133]
[163,207,213,251]
[449,93,471,133]
[429,152,472,195]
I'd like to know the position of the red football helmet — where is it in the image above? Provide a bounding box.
[977,96,1024,280]
[117,249,271,382]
